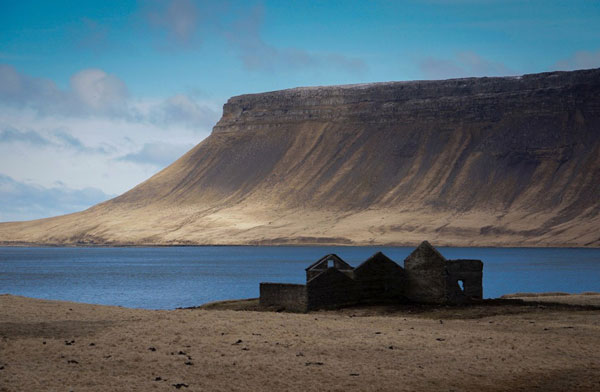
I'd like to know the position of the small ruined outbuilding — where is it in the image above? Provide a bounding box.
[260,241,483,312]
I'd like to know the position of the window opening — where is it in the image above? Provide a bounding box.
[457,280,465,292]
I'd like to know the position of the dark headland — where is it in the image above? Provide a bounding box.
[1,68,599,246]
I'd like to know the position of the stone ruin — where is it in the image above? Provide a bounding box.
[259,241,483,312]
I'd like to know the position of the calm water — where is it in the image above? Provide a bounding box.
[1,246,599,309]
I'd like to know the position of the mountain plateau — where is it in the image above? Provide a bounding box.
[1,68,599,247]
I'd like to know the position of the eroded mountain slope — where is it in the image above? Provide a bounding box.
[1,68,599,246]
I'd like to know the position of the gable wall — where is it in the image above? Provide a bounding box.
[307,268,358,310]
[404,251,447,304]
[354,259,406,303]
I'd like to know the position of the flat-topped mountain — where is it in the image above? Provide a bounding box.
[1,68,599,246]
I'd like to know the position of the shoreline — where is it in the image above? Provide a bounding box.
[1,242,599,249]
[2,292,599,312]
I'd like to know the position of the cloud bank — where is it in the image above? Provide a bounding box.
[0,126,109,154]
[0,174,114,222]
[118,142,194,167]
[0,64,219,129]
[554,50,600,71]
[0,64,219,220]
[143,0,203,47]
[418,52,515,79]
[0,65,129,117]
[140,0,368,75]
[0,127,51,147]
[226,5,367,74]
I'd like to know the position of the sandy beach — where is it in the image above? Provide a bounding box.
[1,294,600,391]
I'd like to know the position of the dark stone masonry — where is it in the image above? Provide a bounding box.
[259,241,483,311]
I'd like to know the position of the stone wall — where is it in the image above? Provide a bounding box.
[446,259,483,304]
[259,283,307,312]
[259,244,484,311]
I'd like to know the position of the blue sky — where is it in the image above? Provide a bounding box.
[1,0,599,221]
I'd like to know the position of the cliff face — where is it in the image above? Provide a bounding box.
[1,69,599,246]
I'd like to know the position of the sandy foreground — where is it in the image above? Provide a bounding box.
[1,295,600,392]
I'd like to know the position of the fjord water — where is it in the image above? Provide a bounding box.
[1,246,599,309]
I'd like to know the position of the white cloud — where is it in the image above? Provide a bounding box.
[0,108,208,194]
[140,1,368,75]
[455,52,513,76]
[0,126,110,154]
[0,64,131,117]
[418,51,515,79]
[118,142,194,167]
[0,65,221,220]
[151,94,220,129]
[142,0,203,48]
[554,50,600,71]
[69,68,129,113]
[0,64,65,113]
[0,173,114,222]
[226,4,368,74]
[76,17,111,51]
[0,64,220,130]
[0,126,51,146]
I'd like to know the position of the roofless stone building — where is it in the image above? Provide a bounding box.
[260,241,483,312]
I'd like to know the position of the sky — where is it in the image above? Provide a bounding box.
[1,0,599,222]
